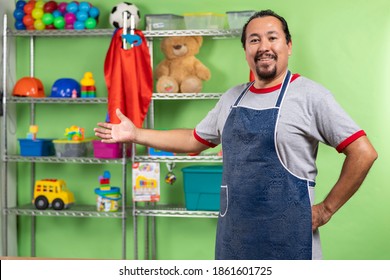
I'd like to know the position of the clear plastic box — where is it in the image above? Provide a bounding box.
[145,14,185,30]
[226,10,255,30]
[53,138,92,157]
[183,12,226,30]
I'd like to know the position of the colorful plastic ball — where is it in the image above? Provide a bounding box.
[66,2,79,14]
[84,17,96,29]
[26,25,35,30]
[34,19,46,30]
[88,6,99,18]
[78,2,90,12]
[64,12,76,24]
[14,20,26,30]
[57,2,68,14]
[22,14,35,26]
[16,0,27,9]
[53,16,65,29]
[76,10,88,22]
[43,1,58,13]
[13,8,25,20]
[34,1,45,9]
[23,2,35,14]
[52,10,62,18]
[164,172,177,185]
[65,23,74,30]
[31,8,44,19]
[73,20,85,30]
[45,24,55,29]
[42,13,54,25]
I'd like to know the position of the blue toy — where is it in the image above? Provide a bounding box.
[88,6,100,19]
[122,34,142,47]
[15,21,26,30]
[15,0,26,9]
[79,2,91,13]
[51,78,81,98]
[13,8,25,20]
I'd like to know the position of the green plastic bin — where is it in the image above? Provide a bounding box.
[181,165,222,211]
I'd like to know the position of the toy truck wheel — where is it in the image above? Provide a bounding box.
[52,198,65,210]
[34,196,49,210]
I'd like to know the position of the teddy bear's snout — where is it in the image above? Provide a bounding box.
[173,45,182,50]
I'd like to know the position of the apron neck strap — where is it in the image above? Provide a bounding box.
[234,70,292,107]
[275,70,292,108]
[234,82,254,107]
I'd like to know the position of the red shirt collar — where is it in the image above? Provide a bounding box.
[250,73,300,94]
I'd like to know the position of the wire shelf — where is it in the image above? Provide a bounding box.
[134,204,219,218]
[134,155,223,163]
[7,28,240,38]
[5,155,222,164]
[6,93,223,103]
[5,155,126,164]
[4,204,128,218]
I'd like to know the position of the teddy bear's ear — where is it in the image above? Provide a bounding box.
[192,36,203,46]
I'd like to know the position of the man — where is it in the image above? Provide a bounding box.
[94,10,377,260]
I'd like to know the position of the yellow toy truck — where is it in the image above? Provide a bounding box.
[33,179,75,210]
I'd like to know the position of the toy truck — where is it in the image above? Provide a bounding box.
[33,179,75,210]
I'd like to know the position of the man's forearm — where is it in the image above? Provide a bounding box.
[323,136,377,215]
[312,136,377,231]
[135,128,208,154]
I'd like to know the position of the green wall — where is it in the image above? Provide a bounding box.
[12,0,390,260]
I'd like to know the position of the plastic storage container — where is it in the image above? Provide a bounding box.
[53,138,92,157]
[226,10,255,30]
[18,138,55,156]
[92,140,131,159]
[148,147,175,156]
[183,12,226,30]
[182,165,223,210]
[95,187,122,212]
[145,14,185,30]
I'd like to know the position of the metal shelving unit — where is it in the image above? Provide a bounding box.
[1,14,237,259]
[1,15,132,259]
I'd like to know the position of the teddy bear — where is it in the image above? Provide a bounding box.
[155,36,211,93]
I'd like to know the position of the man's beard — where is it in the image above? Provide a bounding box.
[256,65,277,80]
[254,52,277,80]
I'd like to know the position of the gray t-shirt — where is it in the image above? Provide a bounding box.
[195,74,364,181]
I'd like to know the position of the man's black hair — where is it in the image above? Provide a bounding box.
[241,9,292,48]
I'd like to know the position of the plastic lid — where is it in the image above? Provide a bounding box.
[183,12,225,17]
[145,13,183,18]
[18,138,54,142]
[226,10,256,14]
[95,186,121,196]
[182,165,223,173]
[53,137,95,144]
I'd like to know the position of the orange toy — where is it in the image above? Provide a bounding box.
[13,77,45,98]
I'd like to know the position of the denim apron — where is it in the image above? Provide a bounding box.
[216,71,314,260]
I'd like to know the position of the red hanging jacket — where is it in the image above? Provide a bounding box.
[104,28,153,127]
